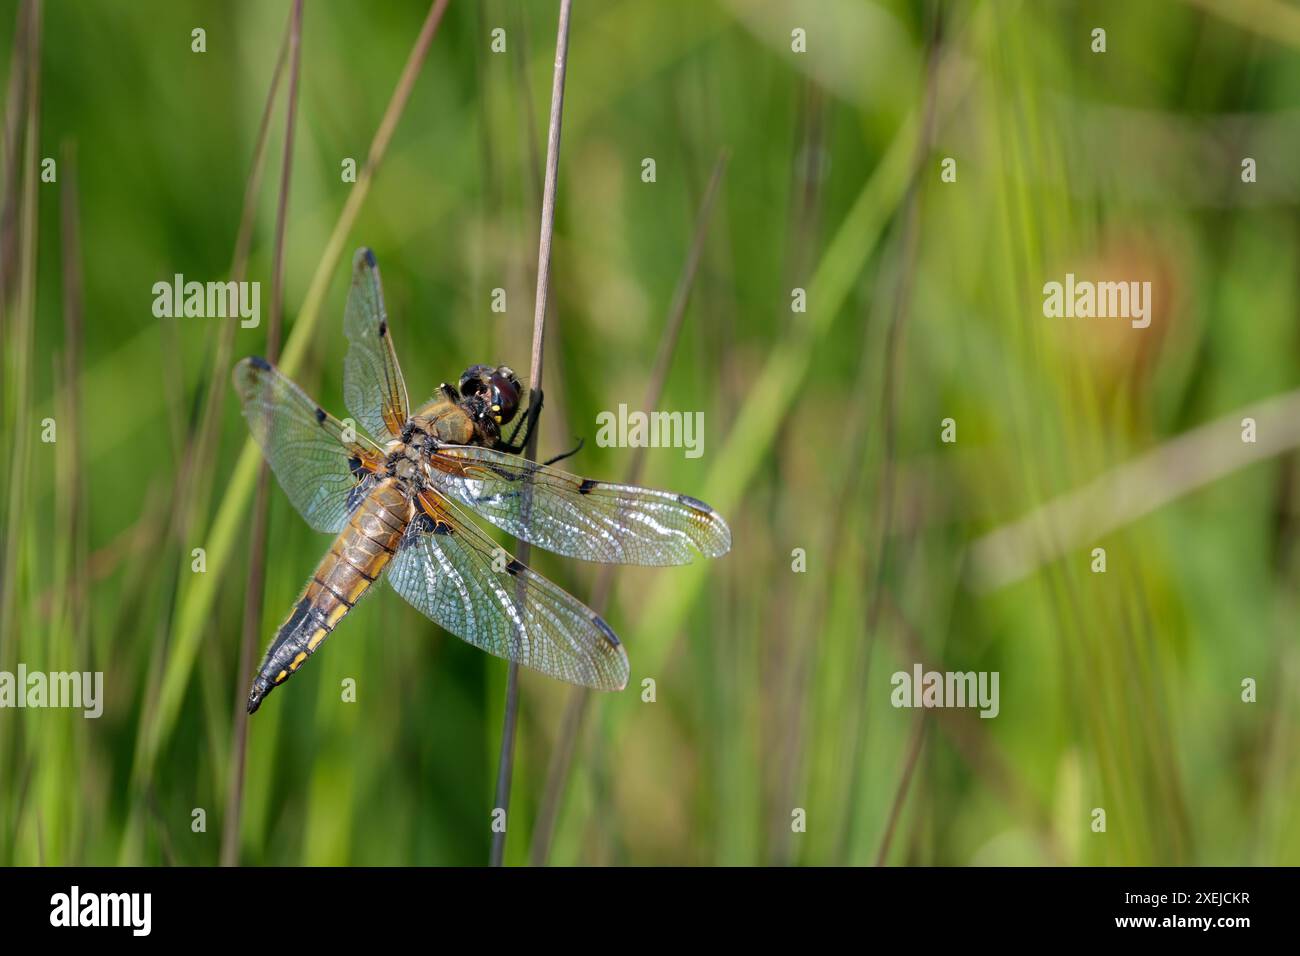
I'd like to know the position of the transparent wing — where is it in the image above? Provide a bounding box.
[386,490,630,691]
[425,445,732,566]
[343,247,409,442]
[233,355,385,533]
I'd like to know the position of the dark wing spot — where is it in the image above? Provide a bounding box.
[361,247,377,268]
[348,456,364,476]
[378,319,387,337]
[314,406,327,424]
[497,464,525,482]
[505,559,525,577]
[432,520,454,536]
[415,513,436,534]
[578,478,599,495]
[250,355,271,371]
[593,615,621,647]
[677,494,713,514]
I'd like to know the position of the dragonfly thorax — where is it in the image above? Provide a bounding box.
[407,399,480,447]
[379,433,430,487]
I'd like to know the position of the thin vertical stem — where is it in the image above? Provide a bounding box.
[223,0,302,868]
[0,0,40,865]
[490,0,573,868]
[56,139,89,862]
[265,0,302,363]
[124,4,454,861]
[0,0,39,675]
[57,139,86,659]
[840,0,943,863]
[174,13,290,557]
[0,0,31,315]
[874,714,927,866]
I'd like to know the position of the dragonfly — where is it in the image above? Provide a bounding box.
[233,248,731,714]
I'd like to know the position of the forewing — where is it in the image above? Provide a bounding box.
[426,445,732,566]
[386,490,630,691]
[343,247,409,442]
[233,356,384,533]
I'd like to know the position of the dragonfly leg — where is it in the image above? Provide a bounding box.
[499,387,544,453]
[542,436,584,467]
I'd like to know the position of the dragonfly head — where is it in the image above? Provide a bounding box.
[458,364,522,426]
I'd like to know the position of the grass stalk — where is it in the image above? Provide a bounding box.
[56,139,89,862]
[873,714,927,866]
[883,592,1063,863]
[123,0,452,861]
[0,0,31,313]
[839,2,944,862]
[173,11,291,561]
[0,0,39,667]
[968,386,1300,592]
[0,0,40,863]
[760,77,835,866]
[221,0,303,868]
[490,0,574,868]
[104,7,293,866]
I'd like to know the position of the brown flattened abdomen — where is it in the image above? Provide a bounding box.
[247,479,411,713]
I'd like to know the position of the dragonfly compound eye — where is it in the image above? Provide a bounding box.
[489,366,521,425]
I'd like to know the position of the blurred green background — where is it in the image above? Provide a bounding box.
[1,0,1298,866]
